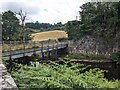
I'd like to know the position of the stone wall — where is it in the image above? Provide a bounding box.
[68,35,119,56]
[0,60,18,90]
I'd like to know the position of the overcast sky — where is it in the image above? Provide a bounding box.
[0,0,90,24]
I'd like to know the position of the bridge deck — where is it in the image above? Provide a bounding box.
[2,40,68,60]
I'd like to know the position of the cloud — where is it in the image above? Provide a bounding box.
[0,0,87,24]
[43,9,48,12]
[1,2,40,15]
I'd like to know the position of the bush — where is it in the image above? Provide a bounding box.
[11,62,119,89]
[58,37,68,42]
[111,51,120,64]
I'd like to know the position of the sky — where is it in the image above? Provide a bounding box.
[0,0,90,24]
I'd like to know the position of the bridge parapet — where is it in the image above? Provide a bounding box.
[2,40,68,52]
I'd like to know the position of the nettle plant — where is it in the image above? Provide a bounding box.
[11,62,120,89]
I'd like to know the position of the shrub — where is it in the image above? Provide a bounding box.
[11,62,119,89]
[58,37,68,42]
[111,51,120,64]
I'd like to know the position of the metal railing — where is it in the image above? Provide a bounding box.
[2,40,68,57]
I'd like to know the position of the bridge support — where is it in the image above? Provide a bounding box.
[57,47,68,57]
[9,56,13,71]
[48,51,51,60]
[41,52,45,60]
[50,49,58,60]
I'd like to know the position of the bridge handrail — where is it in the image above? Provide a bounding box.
[2,40,68,53]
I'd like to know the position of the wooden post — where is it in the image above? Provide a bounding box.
[61,41,62,48]
[2,41,4,52]
[47,40,51,59]
[41,41,44,60]
[52,40,55,59]
[9,41,12,60]
[53,40,54,50]
[52,40,58,60]
[14,41,16,50]
[23,41,25,57]
[33,41,36,54]
[9,41,12,71]
[54,40,57,59]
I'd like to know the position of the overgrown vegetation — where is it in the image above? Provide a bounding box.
[64,54,109,60]
[2,10,32,41]
[111,51,120,64]
[65,20,81,40]
[58,37,68,42]
[11,62,120,89]
[65,2,120,44]
[2,2,120,90]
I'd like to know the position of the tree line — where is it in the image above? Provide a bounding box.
[65,2,120,42]
[26,21,64,31]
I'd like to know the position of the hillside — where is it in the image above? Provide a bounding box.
[31,30,68,41]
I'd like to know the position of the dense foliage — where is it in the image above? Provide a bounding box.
[111,51,120,64]
[65,20,82,40]
[65,2,120,42]
[2,10,20,41]
[11,62,120,89]
[26,21,64,31]
[2,10,32,41]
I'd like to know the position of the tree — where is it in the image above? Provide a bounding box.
[16,9,31,41]
[65,20,81,40]
[65,2,120,52]
[2,10,20,41]
[79,2,119,41]
[17,9,27,26]
[25,22,64,31]
[79,2,120,52]
[80,2,97,35]
[2,10,32,41]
